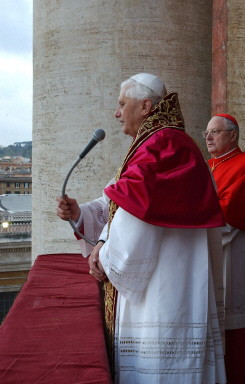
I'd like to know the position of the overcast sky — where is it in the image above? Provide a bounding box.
[0,0,32,147]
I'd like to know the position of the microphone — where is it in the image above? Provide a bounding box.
[78,129,106,160]
[61,129,106,246]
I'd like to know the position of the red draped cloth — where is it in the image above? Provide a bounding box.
[0,254,112,384]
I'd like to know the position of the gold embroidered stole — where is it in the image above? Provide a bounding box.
[103,92,185,372]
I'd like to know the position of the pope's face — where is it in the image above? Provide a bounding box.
[206,117,237,157]
[114,86,146,138]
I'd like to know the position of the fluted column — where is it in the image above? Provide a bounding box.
[227,0,245,148]
[33,0,213,260]
[212,0,245,148]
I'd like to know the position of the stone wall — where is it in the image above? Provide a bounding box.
[0,240,31,291]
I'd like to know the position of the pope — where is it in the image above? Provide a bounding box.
[57,73,227,384]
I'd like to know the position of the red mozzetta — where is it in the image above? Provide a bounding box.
[105,127,224,228]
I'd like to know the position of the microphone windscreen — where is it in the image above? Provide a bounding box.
[93,129,106,142]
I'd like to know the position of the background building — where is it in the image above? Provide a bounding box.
[0,176,32,195]
[0,152,32,195]
[0,194,31,323]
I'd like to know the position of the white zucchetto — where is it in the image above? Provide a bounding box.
[130,73,164,97]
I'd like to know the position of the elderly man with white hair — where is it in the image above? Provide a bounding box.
[204,114,245,384]
[57,73,226,384]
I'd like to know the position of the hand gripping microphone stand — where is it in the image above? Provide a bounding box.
[61,129,106,246]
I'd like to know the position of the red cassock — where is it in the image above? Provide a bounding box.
[209,147,245,384]
[105,127,224,228]
[208,147,245,230]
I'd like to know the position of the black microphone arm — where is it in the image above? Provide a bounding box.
[61,129,106,246]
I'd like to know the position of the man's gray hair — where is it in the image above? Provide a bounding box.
[121,79,167,106]
[223,118,239,139]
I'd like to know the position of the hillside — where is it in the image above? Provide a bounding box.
[0,142,32,160]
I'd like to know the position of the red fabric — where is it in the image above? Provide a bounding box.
[208,148,245,230]
[0,254,112,384]
[214,113,239,127]
[105,128,224,228]
[225,328,245,384]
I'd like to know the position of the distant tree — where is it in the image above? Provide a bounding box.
[0,142,32,160]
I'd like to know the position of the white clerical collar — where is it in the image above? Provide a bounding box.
[214,147,238,159]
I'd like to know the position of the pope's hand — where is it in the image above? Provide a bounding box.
[56,194,81,221]
[88,241,107,282]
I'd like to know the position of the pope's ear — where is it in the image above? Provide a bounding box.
[142,98,152,116]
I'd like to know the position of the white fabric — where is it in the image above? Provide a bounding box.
[75,181,112,256]
[77,199,226,384]
[221,225,245,330]
[75,196,108,256]
[130,73,164,97]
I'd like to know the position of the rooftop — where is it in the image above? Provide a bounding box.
[0,194,32,213]
[0,195,32,239]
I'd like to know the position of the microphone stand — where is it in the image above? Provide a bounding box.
[61,130,105,246]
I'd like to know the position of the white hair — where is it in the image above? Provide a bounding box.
[223,118,239,139]
[121,79,167,106]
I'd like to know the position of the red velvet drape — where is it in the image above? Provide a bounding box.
[0,254,112,384]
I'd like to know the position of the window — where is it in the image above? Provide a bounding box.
[0,292,18,324]
[15,191,20,194]
[24,182,29,188]
[6,182,11,187]
[15,183,20,188]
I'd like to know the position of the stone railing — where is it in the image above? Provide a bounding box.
[0,222,32,237]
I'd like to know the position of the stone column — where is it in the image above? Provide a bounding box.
[212,0,245,149]
[33,0,213,261]
[227,0,245,148]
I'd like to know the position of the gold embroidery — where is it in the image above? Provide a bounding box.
[118,93,185,176]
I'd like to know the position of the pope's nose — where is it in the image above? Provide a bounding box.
[114,108,120,118]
